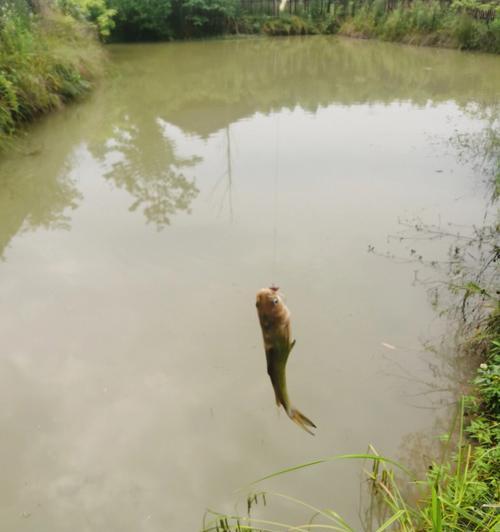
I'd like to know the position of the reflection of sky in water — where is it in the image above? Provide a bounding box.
[0,36,498,531]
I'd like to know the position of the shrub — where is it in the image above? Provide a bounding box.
[484,16,500,53]
[57,0,117,38]
[451,13,482,48]
[412,0,444,33]
[380,5,409,40]
[341,5,377,37]
[262,15,318,35]
[107,0,173,40]
[177,0,238,36]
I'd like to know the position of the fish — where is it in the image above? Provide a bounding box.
[255,286,316,435]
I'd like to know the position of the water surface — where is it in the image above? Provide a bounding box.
[0,36,499,531]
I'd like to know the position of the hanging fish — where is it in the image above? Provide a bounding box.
[255,286,317,435]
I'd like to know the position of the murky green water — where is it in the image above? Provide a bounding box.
[1,36,499,531]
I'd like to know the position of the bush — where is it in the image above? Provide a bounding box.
[107,0,173,40]
[380,5,409,40]
[316,13,340,33]
[352,6,377,37]
[262,15,319,35]
[233,14,265,33]
[336,0,498,51]
[107,0,239,40]
[412,0,443,33]
[450,12,481,48]
[177,0,238,36]
[57,0,116,38]
[0,72,18,136]
[484,17,500,53]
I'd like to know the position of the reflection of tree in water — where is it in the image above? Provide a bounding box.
[0,151,81,259]
[2,37,500,253]
[111,37,500,139]
[124,167,199,228]
[451,103,500,200]
[369,99,498,324]
[88,88,201,228]
[103,123,199,228]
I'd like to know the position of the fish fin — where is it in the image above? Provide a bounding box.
[274,391,281,407]
[265,347,275,373]
[290,339,296,351]
[265,348,281,407]
[289,407,317,436]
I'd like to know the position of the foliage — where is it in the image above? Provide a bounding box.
[472,344,500,416]
[107,0,240,39]
[232,13,339,34]
[176,0,238,36]
[451,0,500,20]
[101,0,500,52]
[0,0,105,150]
[57,0,117,38]
[106,0,173,40]
[0,72,18,136]
[338,1,500,52]
[261,14,319,35]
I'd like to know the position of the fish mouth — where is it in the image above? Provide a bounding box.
[270,285,280,292]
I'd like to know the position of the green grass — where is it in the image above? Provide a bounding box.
[0,1,106,150]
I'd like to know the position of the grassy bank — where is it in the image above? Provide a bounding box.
[233,5,500,53]
[0,1,106,150]
[338,1,500,53]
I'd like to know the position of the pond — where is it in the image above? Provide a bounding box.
[0,36,499,531]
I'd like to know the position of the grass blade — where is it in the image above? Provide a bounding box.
[245,453,415,489]
[375,509,406,532]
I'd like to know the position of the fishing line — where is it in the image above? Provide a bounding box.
[272,112,280,285]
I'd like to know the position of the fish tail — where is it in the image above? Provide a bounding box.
[288,407,317,436]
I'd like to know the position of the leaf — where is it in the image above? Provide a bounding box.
[431,485,442,531]
[375,509,406,531]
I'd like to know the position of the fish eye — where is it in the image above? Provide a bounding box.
[272,298,279,305]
